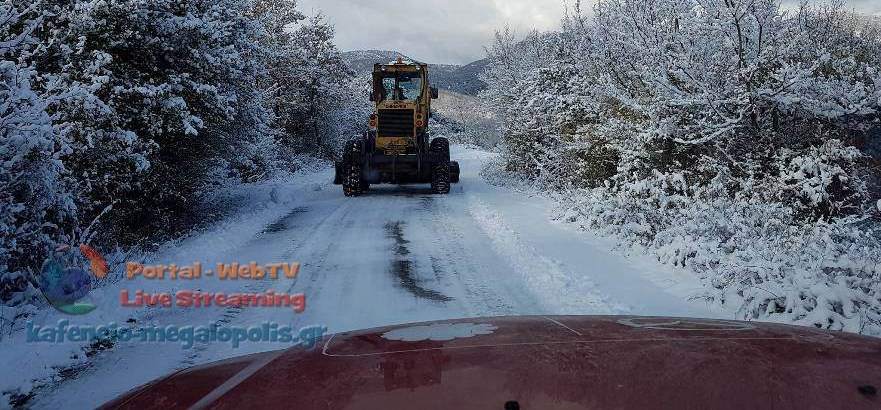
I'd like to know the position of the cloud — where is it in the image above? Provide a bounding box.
[298,0,880,65]
[781,0,881,14]
[295,0,569,64]
[836,0,881,15]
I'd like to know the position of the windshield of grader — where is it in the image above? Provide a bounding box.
[379,73,423,101]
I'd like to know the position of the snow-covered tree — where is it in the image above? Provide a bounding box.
[2,0,369,312]
[0,0,371,328]
[0,3,74,308]
[480,28,558,171]
[13,0,284,243]
[272,14,357,157]
[320,74,373,157]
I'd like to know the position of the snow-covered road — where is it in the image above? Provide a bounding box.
[21,146,724,408]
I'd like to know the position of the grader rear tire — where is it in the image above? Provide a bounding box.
[449,161,460,183]
[430,137,451,194]
[343,140,364,197]
[431,163,451,195]
[430,137,450,162]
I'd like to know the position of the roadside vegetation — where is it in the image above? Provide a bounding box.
[481,0,881,334]
[0,0,369,323]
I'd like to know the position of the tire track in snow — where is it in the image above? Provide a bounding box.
[384,220,453,302]
[409,193,537,317]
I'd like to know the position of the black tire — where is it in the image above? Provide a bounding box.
[429,137,451,194]
[333,162,344,185]
[343,140,364,197]
[431,162,451,194]
[430,137,450,162]
[449,161,460,183]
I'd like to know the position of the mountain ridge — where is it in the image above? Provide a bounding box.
[341,49,487,96]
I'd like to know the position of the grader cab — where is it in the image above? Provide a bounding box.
[334,58,460,196]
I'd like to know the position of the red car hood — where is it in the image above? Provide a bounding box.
[102,316,881,409]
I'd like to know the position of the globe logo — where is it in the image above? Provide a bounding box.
[36,244,108,315]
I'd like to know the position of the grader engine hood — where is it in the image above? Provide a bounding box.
[375,100,418,155]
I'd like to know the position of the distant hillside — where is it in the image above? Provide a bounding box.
[432,59,488,96]
[429,90,500,148]
[341,50,414,74]
[341,50,487,96]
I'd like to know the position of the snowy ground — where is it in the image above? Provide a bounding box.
[1,145,729,409]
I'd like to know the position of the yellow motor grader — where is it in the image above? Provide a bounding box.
[334,58,460,196]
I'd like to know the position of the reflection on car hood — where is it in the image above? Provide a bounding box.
[101,316,881,409]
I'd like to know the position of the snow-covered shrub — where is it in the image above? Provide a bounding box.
[550,168,881,333]
[771,139,866,220]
